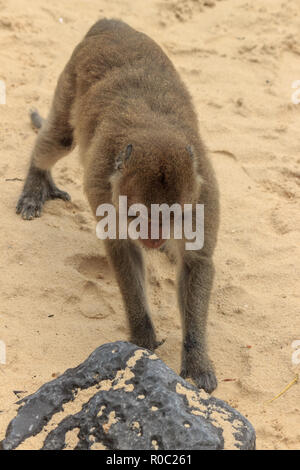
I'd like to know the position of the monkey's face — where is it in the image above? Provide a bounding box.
[110,139,202,248]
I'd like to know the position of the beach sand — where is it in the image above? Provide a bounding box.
[0,0,299,449]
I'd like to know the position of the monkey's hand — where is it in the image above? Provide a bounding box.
[16,166,70,220]
[180,354,218,394]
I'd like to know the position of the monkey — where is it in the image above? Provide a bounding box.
[16,19,220,393]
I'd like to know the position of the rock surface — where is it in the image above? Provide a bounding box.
[1,341,256,450]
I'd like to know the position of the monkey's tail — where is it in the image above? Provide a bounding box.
[29,108,44,130]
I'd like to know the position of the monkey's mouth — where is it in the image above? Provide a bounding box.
[139,237,166,249]
[139,220,166,249]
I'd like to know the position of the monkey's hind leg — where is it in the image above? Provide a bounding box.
[16,106,74,220]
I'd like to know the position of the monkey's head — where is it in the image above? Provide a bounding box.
[110,131,203,248]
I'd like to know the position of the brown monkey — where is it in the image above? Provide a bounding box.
[16,19,219,393]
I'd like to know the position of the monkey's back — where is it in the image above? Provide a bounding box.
[67,19,200,142]
[77,19,186,97]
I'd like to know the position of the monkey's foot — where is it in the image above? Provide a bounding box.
[16,171,70,220]
[180,364,218,394]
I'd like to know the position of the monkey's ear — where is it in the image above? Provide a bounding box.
[115,144,133,170]
[186,145,194,159]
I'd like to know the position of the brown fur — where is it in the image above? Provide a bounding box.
[16,19,220,393]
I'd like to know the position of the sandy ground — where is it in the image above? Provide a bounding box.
[0,0,299,450]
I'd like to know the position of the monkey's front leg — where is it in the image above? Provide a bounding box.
[178,252,217,393]
[105,239,160,351]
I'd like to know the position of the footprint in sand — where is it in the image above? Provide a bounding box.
[65,254,120,320]
[245,166,299,201]
[213,284,254,318]
[270,203,300,235]
[79,280,116,320]
[159,0,217,24]
[67,254,110,280]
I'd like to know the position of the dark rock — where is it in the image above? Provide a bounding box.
[1,341,255,450]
